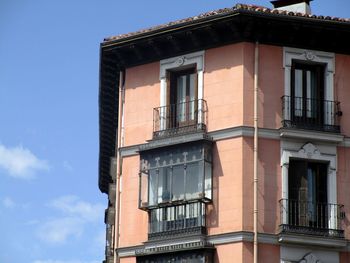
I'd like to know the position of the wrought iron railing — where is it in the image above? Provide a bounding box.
[148,201,206,240]
[281,96,341,133]
[279,199,345,238]
[153,99,207,138]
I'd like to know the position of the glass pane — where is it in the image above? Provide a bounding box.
[158,167,172,203]
[186,144,202,162]
[307,166,316,222]
[204,161,212,200]
[177,75,186,122]
[185,162,201,200]
[148,169,158,206]
[294,69,303,117]
[189,73,196,120]
[150,209,162,234]
[306,70,318,119]
[172,165,185,201]
[140,171,149,208]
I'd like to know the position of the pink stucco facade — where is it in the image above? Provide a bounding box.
[114,42,350,262]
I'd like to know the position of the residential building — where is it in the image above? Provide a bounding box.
[98,0,350,262]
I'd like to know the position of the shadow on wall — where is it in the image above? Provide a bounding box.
[207,143,223,229]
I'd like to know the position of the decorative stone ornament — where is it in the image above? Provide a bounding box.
[175,56,185,66]
[298,142,321,159]
[299,253,320,263]
[304,50,316,61]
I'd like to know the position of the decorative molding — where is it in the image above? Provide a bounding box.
[298,142,321,159]
[283,47,335,73]
[280,129,344,144]
[283,47,335,105]
[304,51,316,61]
[299,253,320,263]
[116,231,350,258]
[118,127,350,157]
[278,233,347,248]
[159,51,205,79]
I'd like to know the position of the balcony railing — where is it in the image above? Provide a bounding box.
[148,201,206,240]
[153,99,207,138]
[279,199,345,238]
[281,96,341,133]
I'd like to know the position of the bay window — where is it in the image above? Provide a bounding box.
[139,141,212,210]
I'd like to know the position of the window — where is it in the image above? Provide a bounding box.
[280,143,344,237]
[139,141,212,209]
[291,61,325,124]
[168,68,198,128]
[137,249,213,263]
[282,47,340,132]
[154,51,206,137]
[288,160,327,228]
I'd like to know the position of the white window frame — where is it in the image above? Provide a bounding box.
[280,142,337,229]
[159,51,204,130]
[283,47,335,125]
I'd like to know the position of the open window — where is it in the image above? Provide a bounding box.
[282,47,340,133]
[280,143,344,238]
[167,67,198,129]
[153,51,206,138]
[288,159,328,229]
[291,61,325,127]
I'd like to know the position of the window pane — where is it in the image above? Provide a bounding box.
[294,69,303,117]
[140,171,149,207]
[189,73,196,120]
[185,162,201,200]
[148,169,158,206]
[177,75,186,122]
[204,161,212,200]
[172,165,185,201]
[158,167,171,203]
[186,144,202,162]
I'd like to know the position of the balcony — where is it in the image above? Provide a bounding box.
[279,199,345,238]
[153,99,207,138]
[148,201,206,240]
[281,96,341,133]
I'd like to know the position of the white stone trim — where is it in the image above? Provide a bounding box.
[159,51,205,128]
[283,47,335,124]
[281,141,338,230]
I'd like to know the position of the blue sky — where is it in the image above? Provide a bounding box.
[0,1,349,262]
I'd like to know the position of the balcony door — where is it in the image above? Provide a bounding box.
[291,62,325,127]
[169,68,198,128]
[288,160,328,228]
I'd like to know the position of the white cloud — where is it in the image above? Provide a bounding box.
[33,260,99,263]
[49,195,105,222]
[37,217,84,244]
[0,144,49,178]
[37,196,104,244]
[2,197,15,208]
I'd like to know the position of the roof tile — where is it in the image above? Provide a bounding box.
[103,3,350,43]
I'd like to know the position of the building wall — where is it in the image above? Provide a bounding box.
[124,61,160,147]
[118,42,350,261]
[214,243,243,263]
[241,137,281,233]
[337,146,350,240]
[335,54,350,136]
[204,43,245,131]
[119,155,148,247]
[207,137,244,235]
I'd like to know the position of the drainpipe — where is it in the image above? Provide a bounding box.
[253,42,259,263]
[114,70,125,263]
